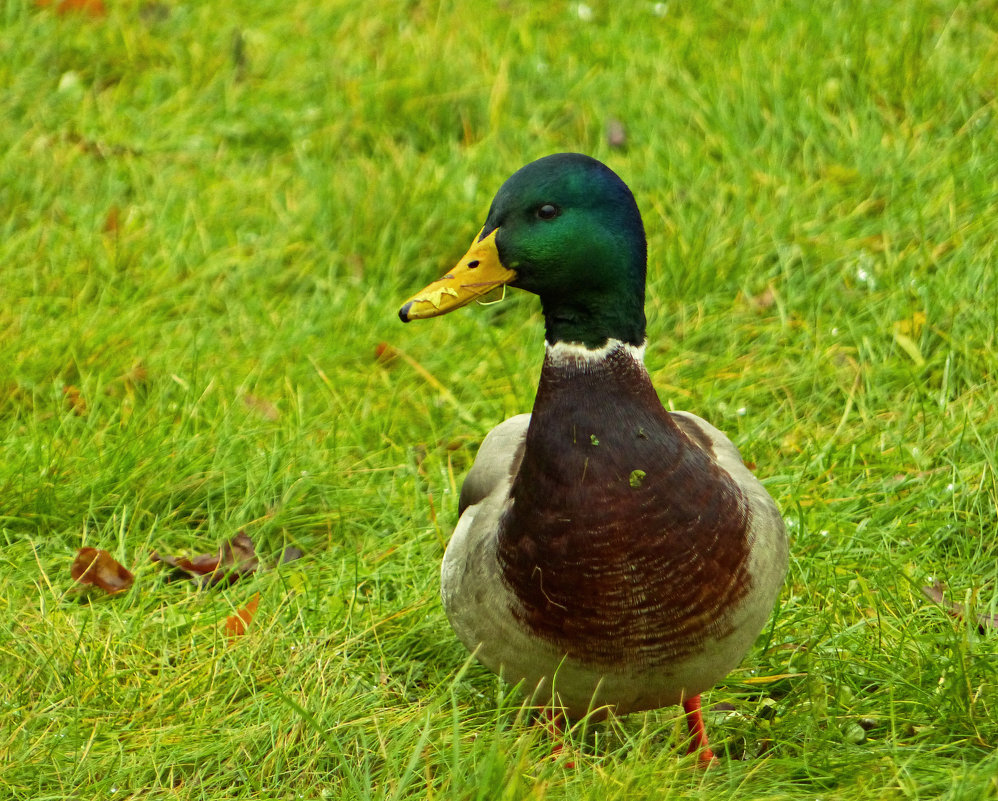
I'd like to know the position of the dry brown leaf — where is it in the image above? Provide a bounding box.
[225,592,261,640]
[152,551,221,574]
[243,394,279,421]
[922,581,998,634]
[119,362,149,387]
[152,531,259,587]
[606,118,627,150]
[139,2,171,23]
[36,0,106,16]
[71,548,134,594]
[152,534,300,587]
[63,385,87,415]
[103,205,120,236]
[374,342,400,365]
[748,286,777,310]
[280,546,304,564]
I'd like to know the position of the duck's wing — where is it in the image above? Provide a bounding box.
[669,411,747,469]
[458,413,531,515]
[670,410,784,528]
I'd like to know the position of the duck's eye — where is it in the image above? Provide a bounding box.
[536,203,560,220]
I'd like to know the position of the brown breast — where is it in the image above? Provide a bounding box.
[496,346,752,669]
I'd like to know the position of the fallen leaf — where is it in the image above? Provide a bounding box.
[36,0,106,16]
[121,362,149,385]
[243,393,279,421]
[747,286,777,310]
[842,721,866,744]
[71,548,134,594]
[280,546,304,564]
[606,118,627,150]
[152,550,221,575]
[108,361,149,395]
[374,342,400,365]
[225,592,260,640]
[922,581,998,634]
[63,385,87,415]
[152,531,259,587]
[894,311,926,338]
[139,2,170,23]
[103,205,120,236]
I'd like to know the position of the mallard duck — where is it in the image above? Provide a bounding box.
[399,153,788,763]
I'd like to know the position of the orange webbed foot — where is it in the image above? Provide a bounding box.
[540,707,577,768]
[682,695,719,768]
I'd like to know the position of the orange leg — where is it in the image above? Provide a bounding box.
[541,708,576,768]
[682,695,718,766]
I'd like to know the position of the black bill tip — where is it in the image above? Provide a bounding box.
[398,301,413,323]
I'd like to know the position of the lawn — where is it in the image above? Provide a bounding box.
[1,0,997,798]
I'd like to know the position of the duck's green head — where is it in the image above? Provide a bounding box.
[399,153,647,348]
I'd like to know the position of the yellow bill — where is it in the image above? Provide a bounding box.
[399,228,516,322]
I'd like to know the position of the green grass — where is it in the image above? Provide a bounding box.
[2,0,997,797]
